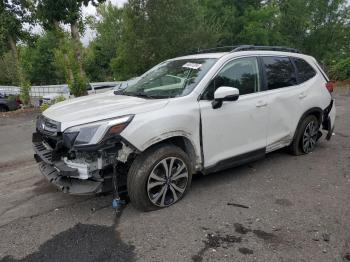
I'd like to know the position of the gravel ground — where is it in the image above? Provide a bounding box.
[0,92,349,262]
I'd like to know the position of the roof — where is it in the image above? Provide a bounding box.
[171,50,313,61]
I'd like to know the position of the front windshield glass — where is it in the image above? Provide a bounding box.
[121,58,217,98]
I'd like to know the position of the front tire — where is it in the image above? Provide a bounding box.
[290,115,319,155]
[127,144,193,211]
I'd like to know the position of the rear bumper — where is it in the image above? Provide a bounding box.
[322,99,336,141]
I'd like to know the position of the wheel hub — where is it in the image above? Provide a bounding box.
[147,157,189,207]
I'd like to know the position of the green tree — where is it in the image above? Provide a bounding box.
[0,51,18,85]
[111,0,220,80]
[36,0,106,95]
[276,0,350,65]
[20,31,66,85]
[0,0,33,104]
[54,33,88,97]
[198,0,237,45]
[236,3,283,46]
[84,3,124,81]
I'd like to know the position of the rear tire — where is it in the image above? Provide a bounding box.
[289,115,319,155]
[127,144,193,211]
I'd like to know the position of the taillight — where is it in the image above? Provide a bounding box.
[326,81,334,93]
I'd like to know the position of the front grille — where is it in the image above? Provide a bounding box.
[35,115,70,158]
[36,115,61,136]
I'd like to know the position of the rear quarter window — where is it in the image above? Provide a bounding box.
[293,58,316,83]
[261,56,297,90]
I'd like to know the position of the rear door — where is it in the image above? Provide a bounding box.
[259,56,304,152]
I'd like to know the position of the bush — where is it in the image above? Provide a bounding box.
[40,95,66,112]
[39,103,50,112]
[20,81,31,106]
[330,57,350,81]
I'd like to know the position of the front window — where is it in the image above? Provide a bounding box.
[121,58,217,99]
[202,57,260,100]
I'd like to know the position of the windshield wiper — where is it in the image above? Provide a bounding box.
[133,91,155,99]
[124,91,169,99]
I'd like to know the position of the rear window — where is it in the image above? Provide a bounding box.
[293,58,316,83]
[262,57,297,90]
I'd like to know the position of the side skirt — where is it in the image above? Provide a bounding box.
[202,148,266,175]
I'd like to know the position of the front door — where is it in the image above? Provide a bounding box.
[199,57,269,169]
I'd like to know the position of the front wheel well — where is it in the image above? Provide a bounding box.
[142,136,198,170]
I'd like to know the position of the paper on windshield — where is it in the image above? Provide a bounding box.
[182,62,202,70]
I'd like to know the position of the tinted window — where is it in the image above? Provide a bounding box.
[294,58,316,83]
[262,57,297,90]
[202,57,260,100]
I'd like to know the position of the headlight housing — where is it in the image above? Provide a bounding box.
[63,115,134,147]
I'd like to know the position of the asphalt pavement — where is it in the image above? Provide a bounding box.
[0,92,349,262]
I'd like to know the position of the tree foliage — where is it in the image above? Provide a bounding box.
[84,3,124,81]
[0,0,350,87]
[111,0,221,80]
[0,0,34,104]
[20,31,65,85]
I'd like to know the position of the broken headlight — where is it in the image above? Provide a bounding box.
[63,115,134,147]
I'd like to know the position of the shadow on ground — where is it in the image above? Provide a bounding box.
[1,216,136,262]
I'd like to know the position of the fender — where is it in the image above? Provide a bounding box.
[140,130,202,169]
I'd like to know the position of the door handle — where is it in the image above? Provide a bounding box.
[299,92,307,99]
[256,101,268,108]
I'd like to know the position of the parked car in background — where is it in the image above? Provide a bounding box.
[39,82,119,105]
[0,94,21,112]
[88,82,119,94]
[33,45,336,211]
[0,87,20,97]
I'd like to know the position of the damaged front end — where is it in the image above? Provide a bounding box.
[32,115,136,195]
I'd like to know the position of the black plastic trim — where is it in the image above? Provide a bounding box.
[203,148,266,175]
[292,107,324,142]
[38,162,103,195]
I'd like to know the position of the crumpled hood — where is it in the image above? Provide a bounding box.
[43,91,169,131]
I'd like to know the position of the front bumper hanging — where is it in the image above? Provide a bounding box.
[32,132,107,195]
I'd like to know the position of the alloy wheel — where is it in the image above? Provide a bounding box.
[147,157,189,207]
[302,121,318,153]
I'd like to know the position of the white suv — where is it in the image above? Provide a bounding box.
[33,46,336,211]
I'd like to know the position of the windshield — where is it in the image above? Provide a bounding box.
[121,58,217,98]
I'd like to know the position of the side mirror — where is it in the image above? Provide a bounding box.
[212,86,239,109]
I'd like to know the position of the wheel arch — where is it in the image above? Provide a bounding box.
[141,134,201,171]
[293,107,323,140]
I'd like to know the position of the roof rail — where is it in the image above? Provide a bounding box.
[196,46,240,53]
[231,45,301,53]
[195,45,301,54]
